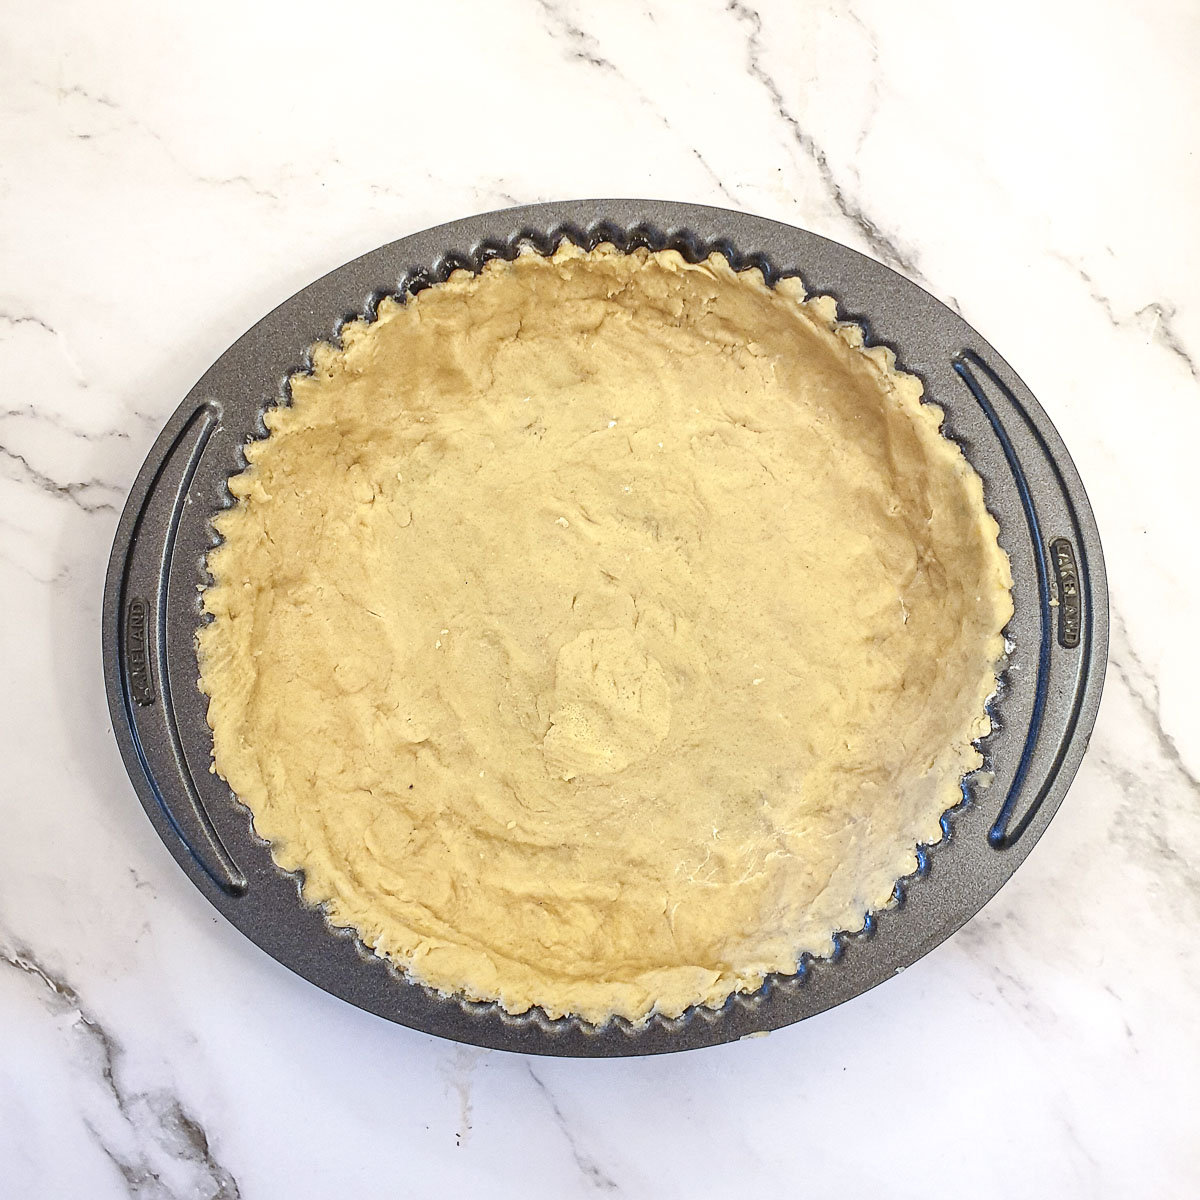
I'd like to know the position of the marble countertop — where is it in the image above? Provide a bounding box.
[3,1,1198,1196]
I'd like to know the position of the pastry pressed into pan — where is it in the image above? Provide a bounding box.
[198,243,1013,1025]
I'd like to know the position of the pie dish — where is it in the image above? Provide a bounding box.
[197,241,1013,1025]
[103,201,1106,1054]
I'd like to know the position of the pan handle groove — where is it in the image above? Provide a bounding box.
[113,401,248,896]
[953,352,1104,851]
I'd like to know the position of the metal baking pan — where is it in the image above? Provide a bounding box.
[102,200,1108,1056]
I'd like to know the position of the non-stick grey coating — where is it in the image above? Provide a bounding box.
[102,200,1108,1056]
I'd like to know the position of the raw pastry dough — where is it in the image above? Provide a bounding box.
[199,244,1013,1024]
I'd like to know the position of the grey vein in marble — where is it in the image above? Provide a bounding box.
[0,444,121,514]
[0,310,91,389]
[1,945,240,1199]
[1133,301,1199,381]
[525,1064,620,1192]
[844,7,882,163]
[0,312,59,337]
[0,308,109,453]
[952,905,1061,1029]
[1096,750,1200,906]
[534,0,616,72]
[725,0,926,285]
[55,79,528,216]
[0,542,70,587]
[1108,606,1200,798]
[0,309,130,511]
[1092,609,1200,909]
[1063,259,1199,383]
[533,0,740,207]
[0,403,131,443]
[442,1045,486,1148]
[58,83,121,111]
[1102,984,1138,1048]
[48,81,281,205]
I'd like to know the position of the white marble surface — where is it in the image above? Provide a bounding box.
[2,0,1198,1195]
